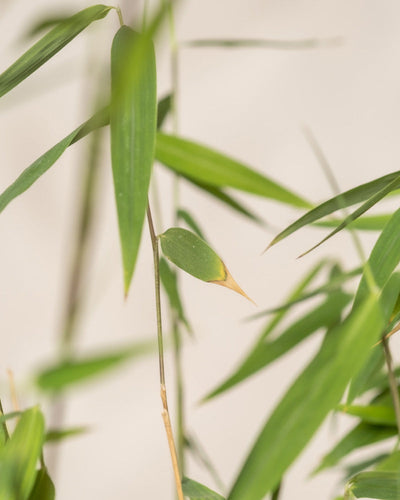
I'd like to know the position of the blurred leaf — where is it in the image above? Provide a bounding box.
[23,13,74,40]
[156,134,312,209]
[205,291,351,401]
[45,426,88,442]
[27,468,55,500]
[182,38,340,49]
[344,455,389,481]
[110,26,157,294]
[36,341,155,392]
[375,451,400,472]
[228,292,385,500]
[0,412,22,426]
[177,208,206,239]
[314,214,391,231]
[182,477,225,499]
[157,93,172,129]
[0,4,112,99]
[160,227,251,301]
[0,407,45,500]
[315,423,397,474]
[267,171,400,249]
[346,471,400,500]
[346,348,385,404]
[338,404,396,426]
[159,257,192,333]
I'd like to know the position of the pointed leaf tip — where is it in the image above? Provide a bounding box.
[211,265,255,304]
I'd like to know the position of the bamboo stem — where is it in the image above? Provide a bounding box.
[147,204,184,500]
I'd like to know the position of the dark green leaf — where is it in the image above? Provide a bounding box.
[36,340,154,392]
[347,471,400,500]
[110,26,157,294]
[23,13,74,40]
[45,426,88,442]
[375,451,400,472]
[155,134,312,209]
[205,291,351,401]
[346,348,385,404]
[157,94,172,129]
[182,477,225,500]
[0,5,112,99]
[228,292,384,500]
[28,468,55,500]
[267,171,400,249]
[177,208,206,239]
[344,455,389,481]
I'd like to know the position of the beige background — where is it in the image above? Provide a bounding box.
[0,0,399,498]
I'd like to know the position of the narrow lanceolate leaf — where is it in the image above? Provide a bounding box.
[28,468,55,500]
[177,209,206,239]
[182,477,225,500]
[182,38,339,50]
[157,93,172,129]
[346,471,400,500]
[159,227,251,301]
[0,5,112,99]
[314,423,397,474]
[314,214,391,231]
[346,348,384,404]
[267,170,400,249]
[111,26,157,294]
[36,340,154,392]
[156,134,311,209]
[45,426,88,443]
[205,291,350,401]
[0,407,45,500]
[338,404,397,427]
[228,293,384,500]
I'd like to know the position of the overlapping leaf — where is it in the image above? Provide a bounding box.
[182,477,225,500]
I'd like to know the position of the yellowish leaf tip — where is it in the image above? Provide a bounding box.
[210,265,256,305]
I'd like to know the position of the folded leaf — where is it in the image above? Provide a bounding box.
[155,134,311,209]
[0,4,112,99]
[110,26,157,294]
[182,477,225,500]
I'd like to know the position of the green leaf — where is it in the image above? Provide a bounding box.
[27,469,55,500]
[344,454,389,481]
[36,340,154,392]
[228,292,384,500]
[346,471,400,500]
[315,423,397,474]
[204,291,351,401]
[346,348,385,404]
[0,407,45,500]
[155,134,311,209]
[159,227,251,301]
[375,451,400,472]
[45,426,88,443]
[182,477,225,500]
[267,171,400,249]
[159,257,192,333]
[0,5,112,99]
[157,94,172,129]
[182,38,338,49]
[110,26,157,294]
[314,214,391,231]
[177,208,206,239]
[338,404,397,426]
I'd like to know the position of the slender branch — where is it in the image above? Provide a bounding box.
[382,338,400,436]
[147,203,184,500]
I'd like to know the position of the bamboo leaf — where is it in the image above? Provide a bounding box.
[228,292,385,500]
[157,94,172,129]
[45,426,88,443]
[344,455,389,481]
[375,451,400,472]
[346,348,385,405]
[177,208,206,239]
[182,477,225,500]
[155,134,311,209]
[204,291,351,401]
[36,340,154,392]
[27,469,55,500]
[182,38,340,50]
[338,404,397,427]
[110,26,157,294]
[346,471,400,500]
[0,5,112,99]
[0,407,45,500]
[315,423,397,474]
[267,171,400,249]
[314,214,391,231]
[159,228,251,301]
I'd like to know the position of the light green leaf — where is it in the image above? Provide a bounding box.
[338,404,396,427]
[182,477,225,500]
[346,471,400,500]
[110,26,157,294]
[228,292,384,500]
[0,5,112,99]
[315,423,397,474]
[0,407,45,500]
[36,340,154,392]
[182,38,339,49]
[177,208,206,239]
[346,348,385,405]
[155,134,311,209]
[204,291,351,401]
[344,455,389,481]
[27,468,55,500]
[45,426,88,443]
[375,451,400,472]
[159,228,251,301]
[314,214,391,231]
[267,171,400,249]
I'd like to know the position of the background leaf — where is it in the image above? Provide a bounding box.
[182,477,225,500]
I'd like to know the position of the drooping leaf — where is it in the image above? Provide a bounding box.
[338,404,396,427]
[36,340,154,392]
[205,291,351,401]
[159,257,192,333]
[159,228,251,301]
[182,477,225,500]
[314,423,397,474]
[0,4,112,99]
[155,134,311,209]
[267,171,400,249]
[346,471,400,500]
[110,26,157,294]
[177,208,206,239]
[45,426,88,443]
[0,407,45,500]
[27,468,55,500]
[228,292,385,500]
